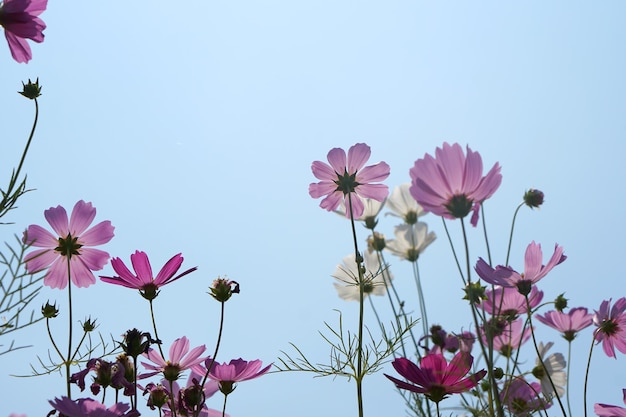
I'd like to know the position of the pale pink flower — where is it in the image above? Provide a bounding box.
[100,251,196,300]
[141,336,206,381]
[23,200,115,289]
[593,298,626,358]
[409,142,501,226]
[595,389,626,417]
[481,285,543,318]
[384,352,486,403]
[536,307,593,341]
[309,143,390,219]
[0,0,46,63]
[475,241,566,294]
[208,358,271,395]
[481,318,531,357]
[48,397,138,417]
[9,414,27,417]
[500,378,550,416]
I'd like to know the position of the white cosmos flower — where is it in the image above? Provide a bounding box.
[385,183,426,224]
[534,341,567,399]
[335,197,385,222]
[385,223,436,262]
[332,251,392,301]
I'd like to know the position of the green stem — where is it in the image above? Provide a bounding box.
[583,334,595,417]
[566,341,573,417]
[66,257,73,399]
[221,393,229,417]
[505,204,524,266]
[201,301,225,388]
[149,299,165,358]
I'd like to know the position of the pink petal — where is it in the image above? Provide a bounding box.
[24,248,56,272]
[343,194,364,219]
[170,337,190,364]
[154,254,184,285]
[130,251,153,284]
[4,31,31,63]
[76,247,110,271]
[23,224,57,248]
[319,191,343,212]
[69,258,97,288]
[384,373,428,393]
[356,161,390,184]
[357,183,389,201]
[347,143,371,173]
[43,205,69,237]
[68,200,96,236]
[309,181,337,199]
[44,258,69,289]
[310,161,337,182]
[80,220,115,246]
[326,147,347,174]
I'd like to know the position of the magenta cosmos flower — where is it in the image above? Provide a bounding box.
[384,352,486,403]
[207,358,271,395]
[141,336,206,381]
[0,0,46,63]
[536,307,593,341]
[309,143,390,219]
[23,200,114,289]
[409,142,502,226]
[500,378,550,415]
[100,251,196,300]
[593,298,626,358]
[48,397,138,417]
[475,241,566,295]
[595,389,626,417]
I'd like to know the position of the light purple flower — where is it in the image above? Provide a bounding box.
[500,378,550,416]
[536,307,593,341]
[141,336,206,381]
[409,142,501,226]
[23,200,115,289]
[480,318,531,357]
[208,358,271,395]
[0,0,46,63]
[48,397,138,417]
[384,352,486,403]
[595,389,626,417]
[593,298,626,358]
[309,143,390,219]
[481,285,543,318]
[160,370,226,417]
[100,251,196,300]
[475,241,566,294]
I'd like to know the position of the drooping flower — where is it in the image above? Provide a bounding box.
[332,251,391,301]
[48,397,138,417]
[384,352,486,403]
[141,336,206,381]
[500,378,551,416]
[23,200,115,289]
[595,389,626,417]
[385,223,436,262]
[209,276,240,302]
[309,143,390,219]
[409,142,502,227]
[475,241,566,295]
[593,298,626,358]
[207,358,271,396]
[481,285,544,319]
[532,342,566,399]
[70,357,132,396]
[100,251,197,300]
[536,307,593,341]
[385,183,426,224]
[0,0,46,63]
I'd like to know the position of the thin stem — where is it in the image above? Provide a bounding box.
[65,257,73,399]
[14,98,39,183]
[45,317,64,362]
[201,301,226,389]
[566,341,573,417]
[505,204,524,266]
[479,205,493,265]
[583,334,596,417]
[149,299,165,358]
[221,393,229,417]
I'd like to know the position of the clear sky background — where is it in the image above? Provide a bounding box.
[1,1,626,416]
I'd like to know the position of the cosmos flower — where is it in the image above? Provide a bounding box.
[385,223,436,262]
[481,285,544,319]
[48,397,138,417]
[481,318,531,357]
[332,251,392,301]
[309,143,390,219]
[0,0,46,63]
[23,200,114,289]
[536,307,593,341]
[384,352,486,403]
[409,142,501,226]
[385,183,426,224]
[533,342,566,399]
[500,378,551,416]
[595,389,626,417]
[475,241,566,295]
[100,251,196,300]
[208,358,271,395]
[141,336,206,381]
[593,298,626,358]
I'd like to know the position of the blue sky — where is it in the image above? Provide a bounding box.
[2,1,626,416]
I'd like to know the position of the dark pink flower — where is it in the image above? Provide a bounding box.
[595,389,626,417]
[409,142,502,226]
[536,307,593,341]
[0,0,46,63]
[475,241,566,295]
[48,397,138,417]
[208,358,271,395]
[160,370,225,417]
[500,378,550,415]
[100,251,196,300]
[593,298,626,358]
[309,143,390,219]
[141,336,206,381]
[384,352,486,403]
[23,200,115,289]
[481,285,544,318]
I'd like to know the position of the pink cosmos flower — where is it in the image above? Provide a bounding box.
[100,251,196,300]
[536,307,593,341]
[384,352,486,403]
[595,389,626,417]
[500,378,551,415]
[475,241,566,295]
[48,397,138,417]
[208,358,271,395]
[593,298,626,358]
[481,285,544,318]
[480,318,531,357]
[409,142,502,227]
[309,143,390,219]
[141,336,206,381]
[160,370,227,417]
[23,200,115,289]
[0,0,46,63]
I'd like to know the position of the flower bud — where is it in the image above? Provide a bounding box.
[121,328,153,358]
[523,188,544,208]
[82,317,97,332]
[554,293,568,312]
[145,383,170,410]
[493,367,504,379]
[209,277,240,302]
[19,78,42,99]
[42,301,59,318]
